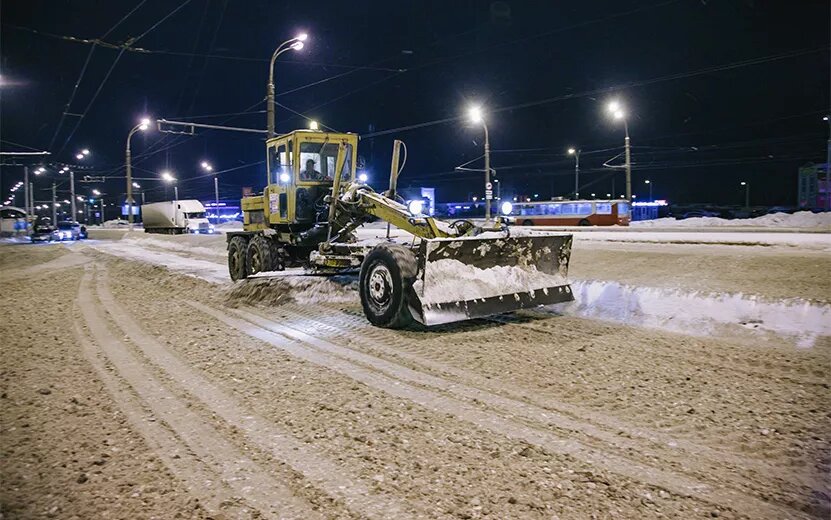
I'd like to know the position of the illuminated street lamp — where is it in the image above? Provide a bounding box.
[267,33,308,137]
[162,171,178,201]
[202,161,220,221]
[644,179,653,201]
[467,104,492,222]
[126,118,151,229]
[567,147,581,199]
[607,100,632,200]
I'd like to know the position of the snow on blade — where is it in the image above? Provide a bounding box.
[415,258,567,305]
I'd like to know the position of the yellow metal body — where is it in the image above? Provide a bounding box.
[242,130,358,230]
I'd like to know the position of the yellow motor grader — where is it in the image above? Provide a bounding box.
[227,128,574,328]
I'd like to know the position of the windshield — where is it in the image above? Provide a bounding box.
[185,212,206,218]
[299,142,340,181]
[57,222,75,229]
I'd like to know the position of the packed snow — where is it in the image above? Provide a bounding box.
[415,258,568,304]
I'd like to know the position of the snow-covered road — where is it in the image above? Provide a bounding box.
[2,228,829,519]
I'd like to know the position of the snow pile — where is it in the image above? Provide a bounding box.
[415,258,567,304]
[633,211,831,230]
[224,274,358,307]
[551,280,831,348]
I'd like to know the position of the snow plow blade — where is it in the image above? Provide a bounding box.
[410,234,574,326]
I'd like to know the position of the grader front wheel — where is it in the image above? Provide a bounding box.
[359,243,417,329]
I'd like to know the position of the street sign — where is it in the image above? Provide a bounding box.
[485,182,492,190]
[485,190,493,200]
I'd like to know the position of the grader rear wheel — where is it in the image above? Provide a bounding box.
[228,236,248,281]
[246,236,275,276]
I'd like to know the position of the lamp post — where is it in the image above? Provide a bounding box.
[607,101,632,200]
[267,33,308,137]
[201,161,218,222]
[72,148,90,223]
[644,179,653,201]
[468,105,492,222]
[162,171,177,201]
[740,181,750,210]
[126,118,151,229]
[567,147,580,198]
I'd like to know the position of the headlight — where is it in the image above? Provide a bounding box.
[500,201,513,215]
[407,200,424,215]
[279,172,290,183]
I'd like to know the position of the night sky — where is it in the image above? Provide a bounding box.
[1,0,829,208]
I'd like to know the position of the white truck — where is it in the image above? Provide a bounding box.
[141,200,215,234]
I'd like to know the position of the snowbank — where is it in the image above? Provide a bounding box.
[633,211,831,230]
[552,280,831,348]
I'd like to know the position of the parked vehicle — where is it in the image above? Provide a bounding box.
[79,225,88,239]
[141,200,215,234]
[31,216,58,242]
[505,200,630,226]
[55,221,82,241]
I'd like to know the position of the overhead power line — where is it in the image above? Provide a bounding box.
[362,45,829,139]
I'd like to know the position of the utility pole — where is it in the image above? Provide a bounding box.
[51,183,57,223]
[624,120,632,201]
[568,148,580,198]
[214,176,220,223]
[99,198,104,225]
[69,170,77,222]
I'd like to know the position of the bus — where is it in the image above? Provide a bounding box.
[507,199,630,226]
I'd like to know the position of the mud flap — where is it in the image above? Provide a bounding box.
[409,234,574,326]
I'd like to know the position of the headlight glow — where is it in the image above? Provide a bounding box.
[500,201,513,215]
[279,172,290,183]
[407,200,424,215]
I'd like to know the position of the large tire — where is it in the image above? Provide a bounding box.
[228,236,249,281]
[359,243,417,329]
[522,219,534,226]
[246,235,274,276]
[578,218,591,226]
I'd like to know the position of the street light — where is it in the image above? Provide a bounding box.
[162,171,178,201]
[126,117,152,229]
[607,100,632,201]
[267,33,309,137]
[92,189,101,196]
[467,104,492,222]
[567,147,581,199]
[202,161,219,221]
[644,179,653,201]
[740,181,750,210]
[309,120,319,131]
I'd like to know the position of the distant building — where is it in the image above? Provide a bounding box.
[798,163,830,210]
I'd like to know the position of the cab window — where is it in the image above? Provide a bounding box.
[299,142,339,181]
[269,143,290,184]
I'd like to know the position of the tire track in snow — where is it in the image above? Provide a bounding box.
[94,267,417,520]
[75,267,321,520]
[261,302,820,497]
[488,312,830,387]
[187,299,814,520]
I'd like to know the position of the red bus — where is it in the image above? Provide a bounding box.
[507,200,630,226]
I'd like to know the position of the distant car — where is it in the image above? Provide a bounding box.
[55,221,82,241]
[31,216,57,242]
